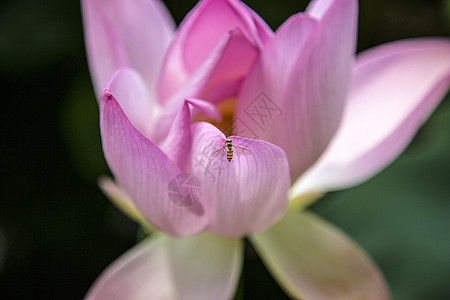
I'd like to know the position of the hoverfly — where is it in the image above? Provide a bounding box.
[213,138,251,162]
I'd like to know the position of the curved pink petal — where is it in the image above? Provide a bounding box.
[199,28,259,103]
[189,122,290,237]
[251,211,391,300]
[104,68,160,139]
[186,98,222,122]
[82,0,174,96]
[153,30,258,143]
[292,38,450,196]
[241,1,274,45]
[86,233,243,300]
[236,0,358,182]
[157,0,271,103]
[306,0,340,18]
[160,98,220,169]
[100,91,208,237]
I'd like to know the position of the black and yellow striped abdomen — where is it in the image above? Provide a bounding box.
[225,138,233,162]
[226,149,233,161]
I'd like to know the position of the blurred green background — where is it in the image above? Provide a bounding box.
[1,0,449,299]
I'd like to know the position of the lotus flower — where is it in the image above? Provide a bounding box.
[82,0,450,298]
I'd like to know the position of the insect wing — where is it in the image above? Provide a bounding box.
[212,145,227,157]
[233,145,251,157]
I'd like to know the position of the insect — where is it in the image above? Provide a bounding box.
[213,138,251,162]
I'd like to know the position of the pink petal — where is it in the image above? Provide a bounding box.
[199,28,259,103]
[251,211,391,300]
[292,38,450,196]
[186,98,222,122]
[160,98,220,169]
[86,233,243,300]
[153,30,258,143]
[100,91,208,237]
[236,0,358,182]
[82,0,174,96]
[189,122,290,237]
[306,0,339,18]
[241,1,274,45]
[104,68,160,139]
[157,0,271,103]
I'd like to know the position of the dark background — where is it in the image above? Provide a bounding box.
[1,0,449,299]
